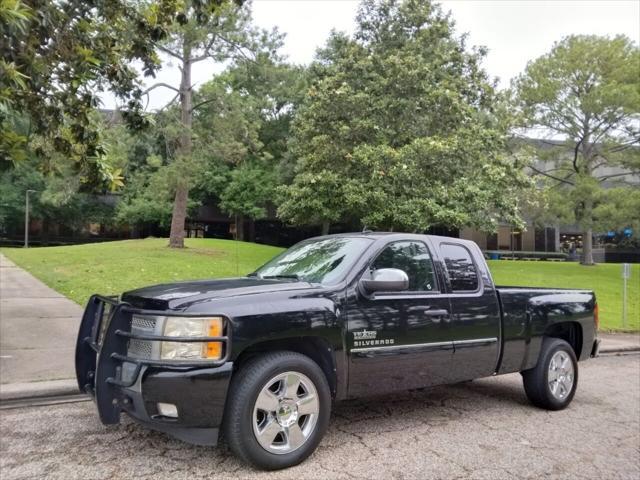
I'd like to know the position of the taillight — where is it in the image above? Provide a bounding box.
[594,303,599,331]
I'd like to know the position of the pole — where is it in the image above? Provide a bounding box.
[24,190,35,248]
[622,263,630,329]
[24,190,29,248]
[623,274,627,329]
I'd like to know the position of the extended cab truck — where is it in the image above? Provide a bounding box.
[75,233,600,470]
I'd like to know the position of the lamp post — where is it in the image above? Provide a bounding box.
[24,189,36,248]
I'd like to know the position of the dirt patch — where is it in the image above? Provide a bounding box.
[174,247,226,258]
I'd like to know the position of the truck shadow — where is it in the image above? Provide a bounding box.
[328,375,531,428]
[124,373,531,457]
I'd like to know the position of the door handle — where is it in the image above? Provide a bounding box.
[424,309,449,317]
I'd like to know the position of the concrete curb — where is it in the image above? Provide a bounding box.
[600,346,640,354]
[0,378,79,401]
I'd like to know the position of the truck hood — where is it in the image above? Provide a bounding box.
[121,277,315,310]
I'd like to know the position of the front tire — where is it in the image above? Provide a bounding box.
[522,338,578,410]
[223,351,331,470]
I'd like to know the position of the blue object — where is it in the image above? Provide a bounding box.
[607,231,615,238]
[623,228,633,237]
[489,252,500,260]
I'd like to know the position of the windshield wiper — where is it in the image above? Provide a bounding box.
[261,274,301,281]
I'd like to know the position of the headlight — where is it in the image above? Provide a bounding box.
[160,316,224,361]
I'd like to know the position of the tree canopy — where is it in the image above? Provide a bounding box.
[4,0,637,256]
[0,0,240,188]
[130,0,285,247]
[114,58,304,240]
[513,34,640,264]
[278,0,533,233]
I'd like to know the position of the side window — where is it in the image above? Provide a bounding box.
[372,241,437,292]
[440,243,479,292]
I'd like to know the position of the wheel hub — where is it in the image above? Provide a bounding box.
[548,350,574,400]
[252,371,321,455]
[276,400,299,427]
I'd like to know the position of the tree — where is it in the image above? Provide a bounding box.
[279,0,533,234]
[192,60,305,240]
[513,35,640,265]
[113,55,299,241]
[1,0,233,186]
[218,163,278,239]
[115,166,182,231]
[108,108,187,232]
[0,158,115,238]
[146,1,281,248]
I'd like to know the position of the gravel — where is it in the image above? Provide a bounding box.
[1,355,639,480]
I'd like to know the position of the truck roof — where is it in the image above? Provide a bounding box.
[307,231,472,245]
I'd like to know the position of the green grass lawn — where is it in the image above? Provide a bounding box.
[1,238,282,306]
[2,239,637,331]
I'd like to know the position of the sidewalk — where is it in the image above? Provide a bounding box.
[599,332,640,353]
[0,254,81,399]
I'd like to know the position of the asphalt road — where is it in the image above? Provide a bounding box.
[1,355,639,480]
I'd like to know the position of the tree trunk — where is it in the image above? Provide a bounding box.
[248,218,255,243]
[236,214,245,241]
[581,228,595,265]
[321,221,330,235]
[169,181,189,248]
[579,192,595,265]
[579,133,596,266]
[168,40,193,248]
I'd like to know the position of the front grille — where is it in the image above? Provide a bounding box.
[127,315,158,359]
[131,315,156,330]
[127,338,153,359]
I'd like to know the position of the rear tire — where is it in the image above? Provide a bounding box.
[223,351,331,470]
[522,338,578,410]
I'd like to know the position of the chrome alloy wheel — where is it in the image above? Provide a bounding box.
[252,371,320,455]
[548,350,574,400]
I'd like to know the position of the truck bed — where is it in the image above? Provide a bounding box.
[495,286,596,375]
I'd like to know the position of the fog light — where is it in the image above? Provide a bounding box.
[157,402,178,418]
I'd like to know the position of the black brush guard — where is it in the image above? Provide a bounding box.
[75,294,231,425]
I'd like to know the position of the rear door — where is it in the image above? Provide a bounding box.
[346,240,454,397]
[434,240,501,381]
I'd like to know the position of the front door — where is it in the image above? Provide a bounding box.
[346,240,454,397]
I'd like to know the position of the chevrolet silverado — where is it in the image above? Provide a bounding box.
[75,233,599,470]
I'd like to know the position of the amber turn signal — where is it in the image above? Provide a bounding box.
[205,318,223,359]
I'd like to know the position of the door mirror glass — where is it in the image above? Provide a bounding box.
[360,268,409,293]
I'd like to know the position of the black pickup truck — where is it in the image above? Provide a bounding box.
[76,233,599,470]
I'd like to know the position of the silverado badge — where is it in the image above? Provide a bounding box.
[353,329,395,347]
[353,329,377,340]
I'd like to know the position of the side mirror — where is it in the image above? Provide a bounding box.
[360,268,409,293]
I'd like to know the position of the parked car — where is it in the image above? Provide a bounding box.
[76,233,600,470]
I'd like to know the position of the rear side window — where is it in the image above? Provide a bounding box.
[440,243,479,292]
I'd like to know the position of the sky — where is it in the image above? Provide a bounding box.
[107,0,640,111]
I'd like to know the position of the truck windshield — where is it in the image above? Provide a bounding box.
[252,237,374,284]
